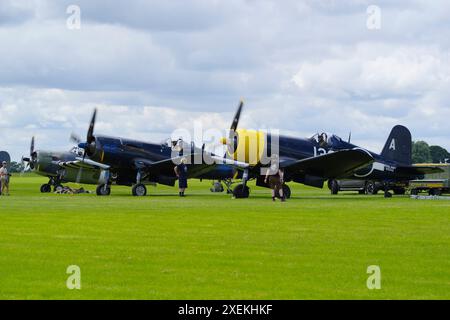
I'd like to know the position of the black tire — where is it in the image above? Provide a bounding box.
[393,188,406,195]
[233,184,250,198]
[96,184,111,196]
[282,184,291,199]
[277,184,291,199]
[40,184,51,193]
[365,182,378,195]
[132,184,147,196]
[330,180,339,195]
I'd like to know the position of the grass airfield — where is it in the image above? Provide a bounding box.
[0,174,449,299]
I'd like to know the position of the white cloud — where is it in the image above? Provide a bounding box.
[1,0,450,160]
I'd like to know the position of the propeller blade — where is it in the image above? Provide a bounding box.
[87,109,97,144]
[30,136,35,157]
[230,100,244,131]
[70,132,82,144]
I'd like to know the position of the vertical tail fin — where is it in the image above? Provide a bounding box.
[381,125,412,165]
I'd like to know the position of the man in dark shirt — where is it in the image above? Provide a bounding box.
[174,158,188,197]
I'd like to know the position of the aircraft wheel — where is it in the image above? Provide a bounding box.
[40,184,51,193]
[132,184,147,196]
[96,184,111,196]
[330,180,339,195]
[233,184,250,198]
[281,184,291,199]
[365,182,378,195]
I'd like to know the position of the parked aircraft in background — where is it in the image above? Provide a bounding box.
[326,125,443,196]
[22,137,112,195]
[77,110,248,196]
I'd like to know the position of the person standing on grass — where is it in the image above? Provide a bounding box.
[174,157,188,197]
[0,161,10,196]
[264,155,285,202]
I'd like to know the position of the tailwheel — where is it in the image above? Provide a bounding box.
[40,184,51,193]
[232,184,250,199]
[96,184,111,196]
[330,180,339,195]
[132,183,147,196]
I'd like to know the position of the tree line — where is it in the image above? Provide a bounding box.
[412,141,450,164]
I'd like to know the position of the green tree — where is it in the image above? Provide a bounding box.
[429,145,450,163]
[412,141,431,163]
[8,161,25,173]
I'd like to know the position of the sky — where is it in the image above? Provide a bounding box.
[0,0,449,160]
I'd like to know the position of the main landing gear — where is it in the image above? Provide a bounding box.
[232,169,251,198]
[132,183,147,196]
[96,184,111,196]
[40,176,64,193]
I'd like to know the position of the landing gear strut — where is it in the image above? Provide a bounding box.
[131,170,147,196]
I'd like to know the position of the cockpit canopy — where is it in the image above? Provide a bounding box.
[309,133,348,149]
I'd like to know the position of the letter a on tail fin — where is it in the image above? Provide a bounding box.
[381,125,412,165]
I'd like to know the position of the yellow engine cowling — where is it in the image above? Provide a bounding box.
[224,129,266,165]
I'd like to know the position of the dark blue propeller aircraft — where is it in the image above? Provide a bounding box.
[218,101,375,198]
[222,102,441,198]
[77,109,248,196]
[325,125,442,196]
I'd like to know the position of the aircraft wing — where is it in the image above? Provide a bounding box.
[280,149,373,179]
[134,152,249,177]
[56,157,110,171]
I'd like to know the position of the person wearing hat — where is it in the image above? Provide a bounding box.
[174,158,188,197]
[0,161,10,196]
[264,154,285,202]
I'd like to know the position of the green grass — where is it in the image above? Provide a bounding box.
[0,174,449,299]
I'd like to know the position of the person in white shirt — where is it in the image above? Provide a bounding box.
[0,161,10,196]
